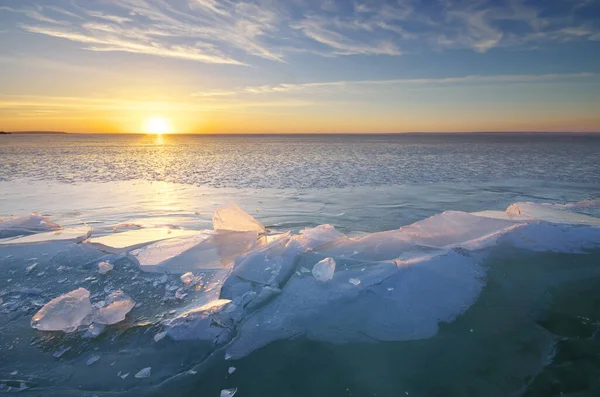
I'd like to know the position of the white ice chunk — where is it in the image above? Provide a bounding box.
[131,230,259,273]
[0,213,60,238]
[88,228,201,254]
[221,388,238,397]
[94,291,135,325]
[98,261,113,275]
[134,367,151,378]
[294,224,345,250]
[213,204,266,233]
[31,288,93,333]
[349,278,361,286]
[228,367,236,374]
[0,226,92,245]
[312,257,336,281]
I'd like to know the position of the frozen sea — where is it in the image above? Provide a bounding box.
[1,133,600,397]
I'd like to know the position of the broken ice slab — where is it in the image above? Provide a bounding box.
[312,257,336,281]
[165,299,232,342]
[87,228,201,254]
[226,250,485,360]
[0,226,92,245]
[31,288,93,333]
[131,230,260,273]
[213,204,266,233]
[94,290,135,325]
[317,211,522,259]
[0,213,60,238]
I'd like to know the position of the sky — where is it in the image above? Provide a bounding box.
[0,0,599,134]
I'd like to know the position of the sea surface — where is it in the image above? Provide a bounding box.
[1,133,600,397]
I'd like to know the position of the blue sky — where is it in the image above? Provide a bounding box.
[1,0,599,133]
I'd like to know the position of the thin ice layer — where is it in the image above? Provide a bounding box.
[226,250,485,359]
[87,228,201,254]
[0,226,92,245]
[31,288,93,333]
[0,213,60,238]
[506,202,600,225]
[213,204,266,233]
[131,230,259,273]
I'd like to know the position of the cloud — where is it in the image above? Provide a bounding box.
[191,72,596,97]
[2,0,599,64]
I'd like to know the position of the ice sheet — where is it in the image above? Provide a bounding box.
[0,226,92,245]
[87,228,201,254]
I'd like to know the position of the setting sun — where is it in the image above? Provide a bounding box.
[143,116,173,134]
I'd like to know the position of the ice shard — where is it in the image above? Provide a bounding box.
[93,290,135,325]
[130,230,260,273]
[213,204,266,233]
[31,288,93,333]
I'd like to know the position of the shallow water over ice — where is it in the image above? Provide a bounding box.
[1,177,600,397]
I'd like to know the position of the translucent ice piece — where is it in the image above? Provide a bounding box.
[31,288,93,332]
[131,230,259,273]
[94,290,135,325]
[0,213,60,238]
[221,388,238,397]
[135,367,151,378]
[0,226,92,245]
[312,257,336,281]
[87,228,201,254]
[213,204,266,233]
[98,261,113,275]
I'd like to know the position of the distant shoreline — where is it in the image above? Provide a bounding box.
[2,131,599,135]
[4,131,68,135]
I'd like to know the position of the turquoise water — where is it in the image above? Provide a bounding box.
[1,134,599,396]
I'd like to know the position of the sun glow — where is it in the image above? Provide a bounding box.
[143,116,173,134]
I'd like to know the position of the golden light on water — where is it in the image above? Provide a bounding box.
[143,116,173,134]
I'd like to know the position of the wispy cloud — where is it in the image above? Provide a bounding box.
[1,0,599,64]
[191,72,596,97]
